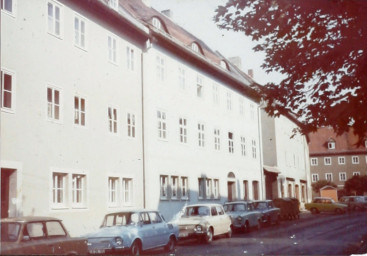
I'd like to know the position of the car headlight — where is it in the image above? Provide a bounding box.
[114,237,123,246]
[195,225,203,232]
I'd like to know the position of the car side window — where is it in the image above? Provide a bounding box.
[148,212,162,224]
[45,221,66,237]
[211,207,218,216]
[141,212,151,225]
[216,206,224,215]
[26,223,45,239]
[105,215,115,227]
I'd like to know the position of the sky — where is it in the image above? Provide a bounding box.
[149,0,283,85]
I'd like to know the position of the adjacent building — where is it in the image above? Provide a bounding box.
[308,127,367,197]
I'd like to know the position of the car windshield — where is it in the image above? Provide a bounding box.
[255,202,267,210]
[1,223,21,242]
[224,203,247,212]
[104,212,140,227]
[184,206,210,216]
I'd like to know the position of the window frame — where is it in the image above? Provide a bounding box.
[126,46,135,71]
[171,176,178,200]
[1,0,16,17]
[352,156,359,164]
[206,178,212,199]
[213,179,219,199]
[181,176,189,200]
[226,91,232,111]
[328,141,335,149]
[107,34,118,64]
[1,68,16,113]
[74,13,87,50]
[212,83,220,105]
[156,55,165,81]
[71,173,87,208]
[198,123,205,147]
[241,136,246,156]
[108,106,118,134]
[228,132,234,154]
[310,158,318,166]
[108,0,118,11]
[325,173,333,182]
[178,66,186,91]
[251,139,257,159]
[214,128,220,151]
[160,175,168,200]
[339,172,347,182]
[196,75,204,98]
[179,117,187,144]
[198,178,205,199]
[108,177,119,207]
[52,172,68,209]
[74,95,86,127]
[157,110,167,140]
[338,156,345,165]
[311,174,319,183]
[47,0,63,38]
[122,178,133,206]
[324,157,332,165]
[47,86,62,123]
[127,112,136,138]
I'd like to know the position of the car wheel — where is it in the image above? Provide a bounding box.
[165,236,176,253]
[311,208,318,214]
[204,227,213,243]
[226,227,232,238]
[130,240,142,256]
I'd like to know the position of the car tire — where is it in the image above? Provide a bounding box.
[130,240,142,256]
[311,208,318,214]
[165,236,176,253]
[203,227,213,244]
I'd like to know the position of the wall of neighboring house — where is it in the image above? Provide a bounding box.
[1,0,145,236]
[142,45,263,220]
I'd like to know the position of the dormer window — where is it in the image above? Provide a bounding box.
[328,141,335,149]
[108,0,118,11]
[152,17,162,30]
[220,60,228,70]
[191,42,199,53]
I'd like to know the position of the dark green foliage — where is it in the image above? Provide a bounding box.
[344,175,367,195]
[311,180,337,193]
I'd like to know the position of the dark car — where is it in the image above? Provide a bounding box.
[254,200,281,226]
[273,197,300,220]
[339,196,367,211]
[0,216,88,255]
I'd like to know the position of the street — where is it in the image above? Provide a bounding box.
[152,211,367,255]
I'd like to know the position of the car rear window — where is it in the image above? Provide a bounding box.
[1,223,20,242]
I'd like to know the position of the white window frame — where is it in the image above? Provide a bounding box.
[338,156,345,165]
[74,96,86,127]
[191,42,199,53]
[122,178,133,206]
[127,113,136,138]
[178,67,186,91]
[108,34,118,64]
[108,0,118,11]
[74,14,86,50]
[251,139,256,159]
[310,158,318,166]
[324,157,331,165]
[157,110,167,140]
[1,0,16,16]
[52,172,68,209]
[353,172,360,176]
[198,123,205,147]
[250,104,255,120]
[325,173,333,182]
[228,132,234,154]
[214,129,220,151]
[108,177,119,207]
[126,46,135,71]
[311,174,319,183]
[181,177,189,200]
[156,55,165,81]
[71,174,86,208]
[226,91,232,111]
[47,86,62,122]
[241,137,246,156]
[213,179,219,199]
[212,83,220,105]
[198,178,205,199]
[328,141,335,149]
[352,156,359,164]
[47,1,62,38]
[1,68,16,113]
[196,75,203,98]
[206,179,212,199]
[160,175,168,200]
[179,117,187,144]
[339,172,347,182]
[152,17,162,29]
[108,107,118,134]
[171,176,178,200]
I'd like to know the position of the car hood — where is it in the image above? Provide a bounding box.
[176,216,208,225]
[85,225,136,239]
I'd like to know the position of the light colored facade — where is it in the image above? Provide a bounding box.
[1,0,148,236]
[261,111,311,207]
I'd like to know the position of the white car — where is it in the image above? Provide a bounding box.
[176,204,232,243]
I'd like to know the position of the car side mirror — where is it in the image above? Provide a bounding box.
[22,235,30,241]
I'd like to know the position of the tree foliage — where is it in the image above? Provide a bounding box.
[214,0,367,143]
[344,175,367,195]
[311,180,337,193]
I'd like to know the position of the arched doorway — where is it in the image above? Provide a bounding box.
[227,172,236,201]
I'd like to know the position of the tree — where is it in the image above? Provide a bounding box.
[344,175,367,195]
[214,0,367,144]
[311,180,337,194]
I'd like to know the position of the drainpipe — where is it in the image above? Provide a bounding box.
[257,104,265,200]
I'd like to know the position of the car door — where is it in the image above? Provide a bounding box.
[148,211,167,247]
[210,206,221,235]
[139,212,155,250]
[216,206,228,234]
[247,203,257,227]
[23,222,54,255]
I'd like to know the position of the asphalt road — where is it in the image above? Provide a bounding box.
[168,211,367,255]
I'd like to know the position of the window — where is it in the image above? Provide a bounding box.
[47,1,62,37]
[250,104,255,120]
[251,140,256,158]
[108,177,119,206]
[214,129,220,151]
[47,87,61,121]
[156,55,164,81]
[243,180,249,200]
[160,175,168,199]
[171,176,178,200]
[312,174,319,182]
[1,0,14,15]
[179,118,187,143]
[338,156,345,165]
[220,60,227,69]
[324,157,331,165]
[353,172,360,176]
[328,141,335,149]
[1,69,15,111]
[46,221,67,237]
[241,137,246,156]
[123,178,132,205]
[126,46,134,71]
[108,0,118,10]
[196,75,203,98]
[310,158,318,166]
[74,15,86,49]
[72,174,86,207]
[198,123,205,147]
[213,179,219,199]
[212,83,219,105]
[325,173,333,182]
[74,96,86,126]
[127,113,135,138]
[206,179,212,199]
[178,67,185,90]
[108,35,117,64]
[108,107,118,134]
[239,97,244,115]
[226,91,232,111]
[52,172,67,207]
[181,177,188,199]
[157,110,167,139]
[339,172,347,181]
[352,156,359,164]
[191,43,199,53]
[228,132,234,154]
[198,178,205,199]
[152,17,162,29]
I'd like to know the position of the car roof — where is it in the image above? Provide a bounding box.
[105,209,158,215]
[1,216,61,223]
[224,201,253,204]
[314,197,333,200]
[184,203,223,207]
[254,200,272,203]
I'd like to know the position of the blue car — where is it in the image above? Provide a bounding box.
[85,210,179,255]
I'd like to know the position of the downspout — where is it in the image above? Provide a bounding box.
[257,104,265,199]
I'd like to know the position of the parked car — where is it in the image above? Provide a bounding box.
[85,210,178,255]
[0,216,88,255]
[273,197,300,220]
[175,203,232,243]
[305,197,347,214]
[254,200,281,226]
[223,201,262,232]
[339,196,367,211]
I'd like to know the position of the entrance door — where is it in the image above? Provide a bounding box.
[227,181,235,201]
[1,168,16,218]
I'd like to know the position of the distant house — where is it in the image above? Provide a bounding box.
[308,127,367,197]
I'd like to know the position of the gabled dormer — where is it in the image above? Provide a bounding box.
[151,16,169,33]
[327,138,336,149]
[190,41,204,55]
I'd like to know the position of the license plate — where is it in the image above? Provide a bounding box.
[90,249,105,254]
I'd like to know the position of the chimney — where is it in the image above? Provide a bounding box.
[142,0,151,7]
[228,56,242,70]
[248,69,254,78]
[161,9,172,18]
